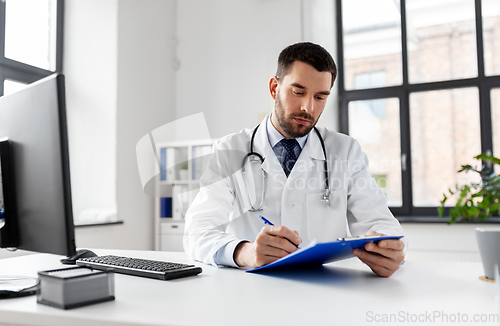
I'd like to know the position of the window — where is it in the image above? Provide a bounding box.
[410,88,481,207]
[3,79,27,96]
[342,0,402,90]
[348,98,402,206]
[483,0,500,76]
[406,0,478,84]
[337,0,500,218]
[353,71,387,92]
[0,0,63,96]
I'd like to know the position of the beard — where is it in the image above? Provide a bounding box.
[274,91,319,138]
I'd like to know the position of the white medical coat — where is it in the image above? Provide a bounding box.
[184,116,406,267]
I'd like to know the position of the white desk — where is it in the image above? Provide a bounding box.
[0,249,498,326]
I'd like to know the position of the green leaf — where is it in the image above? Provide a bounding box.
[439,152,500,223]
[437,205,444,218]
[468,205,480,218]
[458,165,474,173]
[478,196,490,209]
[449,209,458,224]
[476,153,500,166]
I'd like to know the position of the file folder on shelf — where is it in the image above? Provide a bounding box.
[246,235,403,273]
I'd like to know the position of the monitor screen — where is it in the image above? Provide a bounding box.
[0,74,76,258]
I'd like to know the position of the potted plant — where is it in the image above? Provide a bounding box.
[438,152,500,280]
[178,161,189,180]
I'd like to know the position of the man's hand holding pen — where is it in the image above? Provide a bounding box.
[233,224,302,268]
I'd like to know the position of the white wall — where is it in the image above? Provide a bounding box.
[175,0,338,139]
[64,0,118,226]
[404,223,482,253]
[114,0,176,250]
[66,0,176,251]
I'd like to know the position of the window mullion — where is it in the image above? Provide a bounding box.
[475,0,494,157]
[55,0,64,72]
[336,0,349,134]
[0,58,52,80]
[0,1,5,59]
[479,85,493,155]
[0,0,5,96]
[399,0,412,214]
[400,0,409,86]
[399,89,412,214]
[475,0,486,79]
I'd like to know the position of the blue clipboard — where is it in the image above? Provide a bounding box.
[246,235,403,273]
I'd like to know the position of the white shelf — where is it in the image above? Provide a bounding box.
[158,180,198,185]
[153,139,213,251]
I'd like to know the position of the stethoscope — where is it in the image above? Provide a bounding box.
[241,124,330,212]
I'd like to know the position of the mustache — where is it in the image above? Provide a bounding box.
[291,113,313,121]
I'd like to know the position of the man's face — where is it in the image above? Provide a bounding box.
[270,61,332,138]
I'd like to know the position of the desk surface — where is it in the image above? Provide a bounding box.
[0,249,498,326]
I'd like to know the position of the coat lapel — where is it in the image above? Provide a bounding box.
[253,115,287,186]
[287,128,325,181]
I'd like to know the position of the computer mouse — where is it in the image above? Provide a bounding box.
[60,249,97,265]
[75,249,98,259]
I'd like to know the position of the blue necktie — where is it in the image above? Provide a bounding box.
[280,138,299,177]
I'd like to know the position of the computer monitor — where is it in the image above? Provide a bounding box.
[0,74,86,263]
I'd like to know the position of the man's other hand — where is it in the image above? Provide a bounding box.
[353,230,405,277]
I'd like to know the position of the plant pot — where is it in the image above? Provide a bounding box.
[475,228,500,280]
[178,169,189,181]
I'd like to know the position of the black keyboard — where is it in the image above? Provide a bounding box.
[76,255,202,281]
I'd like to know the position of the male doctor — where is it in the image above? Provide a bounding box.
[184,42,406,277]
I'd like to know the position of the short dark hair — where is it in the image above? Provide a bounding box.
[276,42,337,88]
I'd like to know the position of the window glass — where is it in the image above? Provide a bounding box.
[482,0,500,76]
[342,0,402,90]
[406,0,477,84]
[349,98,402,206]
[492,88,500,175]
[3,80,28,96]
[410,88,481,206]
[353,71,387,90]
[5,0,58,71]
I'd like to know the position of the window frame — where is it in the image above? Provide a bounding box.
[336,0,500,221]
[0,0,64,95]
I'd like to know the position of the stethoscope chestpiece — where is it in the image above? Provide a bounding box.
[322,189,330,205]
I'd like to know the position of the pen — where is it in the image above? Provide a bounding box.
[259,215,301,248]
[259,215,274,226]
